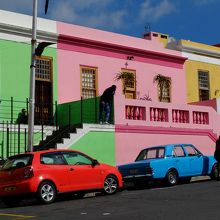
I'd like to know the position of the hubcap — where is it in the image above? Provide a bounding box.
[104,177,118,194]
[169,172,176,184]
[41,184,54,202]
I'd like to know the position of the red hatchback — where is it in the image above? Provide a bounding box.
[0,149,123,206]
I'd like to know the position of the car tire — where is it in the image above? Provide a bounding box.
[37,181,57,204]
[210,164,219,180]
[165,169,178,186]
[103,175,119,195]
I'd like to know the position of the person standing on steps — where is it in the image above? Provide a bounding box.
[99,85,116,124]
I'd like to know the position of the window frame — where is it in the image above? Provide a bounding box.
[35,56,53,82]
[198,70,210,101]
[80,65,98,99]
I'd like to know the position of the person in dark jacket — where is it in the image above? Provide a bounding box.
[214,136,220,180]
[99,85,116,124]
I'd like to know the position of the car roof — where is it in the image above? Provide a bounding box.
[142,143,193,150]
[8,149,83,158]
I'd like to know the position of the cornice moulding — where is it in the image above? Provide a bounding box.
[0,23,58,43]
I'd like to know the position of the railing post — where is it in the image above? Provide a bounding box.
[11,97,13,123]
[25,128,27,152]
[6,125,9,158]
[55,101,58,130]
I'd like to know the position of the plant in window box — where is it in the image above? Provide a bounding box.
[114,71,135,94]
[153,74,171,102]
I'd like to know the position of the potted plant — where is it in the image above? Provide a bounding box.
[114,71,135,94]
[153,74,171,102]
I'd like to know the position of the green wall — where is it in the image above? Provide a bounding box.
[69,131,115,166]
[0,39,58,122]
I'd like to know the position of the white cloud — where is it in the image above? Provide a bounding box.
[0,0,177,32]
[139,0,176,22]
[49,0,127,30]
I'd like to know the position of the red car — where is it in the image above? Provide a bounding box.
[0,149,123,206]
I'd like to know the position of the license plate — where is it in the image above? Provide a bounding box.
[4,186,16,192]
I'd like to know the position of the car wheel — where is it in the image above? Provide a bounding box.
[210,164,219,180]
[37,181,56,204]
[103,175,118,195]
[166,169,178,186]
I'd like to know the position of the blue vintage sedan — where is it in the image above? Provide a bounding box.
[118,144,218,186]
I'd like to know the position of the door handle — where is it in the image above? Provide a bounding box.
[69,168,74,171]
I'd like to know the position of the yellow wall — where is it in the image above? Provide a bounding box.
[186,60,220,103]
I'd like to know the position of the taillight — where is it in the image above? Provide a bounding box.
[24,167,34,179]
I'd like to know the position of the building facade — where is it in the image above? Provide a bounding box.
[1,10,220,165]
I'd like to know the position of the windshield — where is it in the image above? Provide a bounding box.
[135,147,165,161]
[1,154,33,170]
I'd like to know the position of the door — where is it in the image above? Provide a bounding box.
[184,145,204,175]
[62,152,103,190]
[35,56,53,125]
[35,80,52,125]
[172,145,190,176]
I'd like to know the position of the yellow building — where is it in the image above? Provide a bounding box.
[167,39,220,103]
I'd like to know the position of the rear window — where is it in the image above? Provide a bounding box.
[136,147,165,161]
[1,154,33,170]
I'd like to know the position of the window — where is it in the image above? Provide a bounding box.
[158,78,171,103]
[41,152,66,165]
[2,154,33,170]
[172,146,185,157]
[154,74,171,103]
[121,69,136,99]
[184,145,201,156]
[81,66,97,99]
[62,152,93,165]
[135,147,165,161]
[36,57,52,81]
[198,71,209,101]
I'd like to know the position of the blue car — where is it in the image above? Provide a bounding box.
[118,144,218,186]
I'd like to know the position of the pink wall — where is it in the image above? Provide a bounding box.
[57,22,187,104]
[114,96,220,165]
[115,131,215,165]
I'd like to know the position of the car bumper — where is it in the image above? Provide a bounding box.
[0,178,37,197]
[122,174,153,182]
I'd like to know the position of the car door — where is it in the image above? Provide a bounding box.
[172,145,190,177]
[40,152,71,192]
[184,145,204,175]
[62,151,103,191]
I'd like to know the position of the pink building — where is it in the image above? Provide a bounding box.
[56,22,220,165]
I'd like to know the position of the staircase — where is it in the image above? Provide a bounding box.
[34,124,83,151]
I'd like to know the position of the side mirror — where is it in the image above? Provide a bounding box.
[92,159,99,166]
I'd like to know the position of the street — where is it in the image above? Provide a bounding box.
[0,177,220,220]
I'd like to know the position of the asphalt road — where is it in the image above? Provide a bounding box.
[0,177,220,220]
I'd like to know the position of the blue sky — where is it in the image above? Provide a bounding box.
[0,0,219,45]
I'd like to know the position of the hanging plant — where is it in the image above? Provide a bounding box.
[153,74,171,102]
[114,71,135,81]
